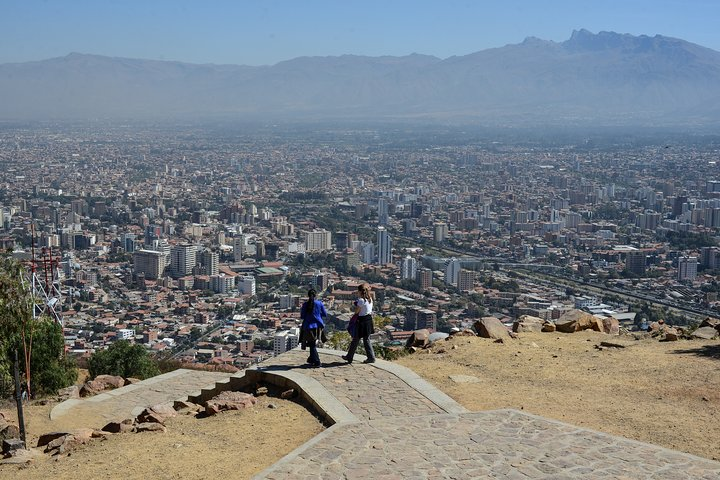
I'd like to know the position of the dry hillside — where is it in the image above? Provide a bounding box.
[399,330,720,461]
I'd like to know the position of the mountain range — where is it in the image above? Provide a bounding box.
[2,29,720,125]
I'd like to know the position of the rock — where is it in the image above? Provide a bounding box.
[267,403,277,409]
[648,321,662,333]
[137,411,165,425]
[474,317,510,339]
[513,315,544,333]
[149,403,177,419]
[449,375,481,384]
[101,419,134,434]
[255,386,269,396]
[0,411,6,421]
[0,424,19,441]
[134,423,167,433]
[405,329,431,349]
[173,400,202,414]
[124,377,142,385]
[37,431,70,448]
[663,328,680,341]
[541,322,556,332]
[602,317,620,335]
[699,317,720,329]
[205,391,258,415]
[555,309,600,333]
[692,327,719,340]
[57,385,80,401]
[79,380,105,397]
[44,434,89,455]
[91,430,112,439]
[94,375,125,389]
[280,389,296,400]
[1,445,42,465]
[2,438,25,455]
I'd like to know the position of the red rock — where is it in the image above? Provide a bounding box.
[95,375,125,389]
[137,410,165,425]
[513,315,544,333]
[474,317,510,339]
[692,327,719,340]
[57,385,80,400]
[405,329,431,348]
[124,377,142,385]
[149,403,177,419]
[664,328,679,341]
[80,380,105,397]
[1,424,20,441]
[541,323,556,332]
[102,419,134,434]
[699,317,720,329]
[602,317,620,335]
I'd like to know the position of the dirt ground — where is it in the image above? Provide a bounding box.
[398,330,720,461]
[2,393,324,480]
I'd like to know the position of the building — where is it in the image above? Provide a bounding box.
[209,274,235,294]
[238,275,256,296]
[677,256,698,282]
[457,269,475,291]
[377,226,392,265]
[133,249,166,280]
[378,198,389,226]
[117,328,135,341]
[404,306,437,331]
[433,222,448,243]
[417,267,432,290]
[170,244,197,278]
[273,328,300,356]
[335,231,349,250]
[233,235,249,262]
[625,251,646,276]
[201,249,219,276]
[401,255,418,280]
[305,229,332,252]
[445,257,462,286]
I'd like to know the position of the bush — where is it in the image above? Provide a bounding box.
[88,340,160,380]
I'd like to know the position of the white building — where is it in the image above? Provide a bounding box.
[238,275,256,296]
[133,249,166,280]
[305,229,332,252]
[445,257,462,286]
[678,256,698,282]
[170,244,197,278]
[117,328,135,341]
[273,328,300,356]
[210,274,235,294]
[401,255,417,280]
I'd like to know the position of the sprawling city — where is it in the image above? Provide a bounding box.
[1,123,718,367]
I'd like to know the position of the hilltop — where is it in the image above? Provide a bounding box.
[2,30,720,124]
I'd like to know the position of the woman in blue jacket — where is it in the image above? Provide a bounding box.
[300,288,326,367]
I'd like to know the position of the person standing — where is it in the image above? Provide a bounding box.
[300,288,326,367]
[343,284,376,364]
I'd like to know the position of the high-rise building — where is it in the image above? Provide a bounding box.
[445,257,462,286]
[360,242,375,264]
[677,256,698,282]
[233,235,248,262]
[417,267,433,290]
[170,244,197,278]
[274,328,300,356]
[133,249,166,280]
[209,274,235,294]
[122,233,136,253]
[404,306,437,331]
[401,256,418,280]
[378,198,389,226]
[434,222,448,243]
[625,251,646,276]
[376,226,392,265]
[335,232,349,250]
[305,229,332,252]
[201,249,219,276]
[457,269,475,291]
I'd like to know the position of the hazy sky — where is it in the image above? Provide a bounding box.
[2,0,720,65]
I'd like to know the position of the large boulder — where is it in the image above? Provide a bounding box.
[57,385,80,401]
[37,431,71,448]
[555,310,601,333]
[79,380,106,397]
[0,423,20,441]
[205,391,257,416]
[541,322,556,332]
[513,315,544,333]
[692,327,719,340]
[663,327,680,342]
[699,317,720,329]
[94,375,125,390]
[405,329,430,349]
[102,419,134,434]
[474,317,510,340]
[602,317,620,335]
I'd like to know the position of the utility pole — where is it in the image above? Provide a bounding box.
[13,350,27,448]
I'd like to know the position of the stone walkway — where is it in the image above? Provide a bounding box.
[50,369,232,429]
[250,348,720,480]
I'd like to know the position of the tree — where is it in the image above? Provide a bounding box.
[88,340,160,380]
[0,252,76,397]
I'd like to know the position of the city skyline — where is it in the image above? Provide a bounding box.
[2,1,720,65]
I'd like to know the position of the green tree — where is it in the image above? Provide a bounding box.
[0,252,76,397]
[88,340,160,379]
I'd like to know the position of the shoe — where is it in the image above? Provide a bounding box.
[341,355,352,364]
[363,359,376,364]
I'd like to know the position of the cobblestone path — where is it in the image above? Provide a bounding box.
[252,349,720,480]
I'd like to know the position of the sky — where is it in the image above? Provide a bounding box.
[2,0,720,65]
